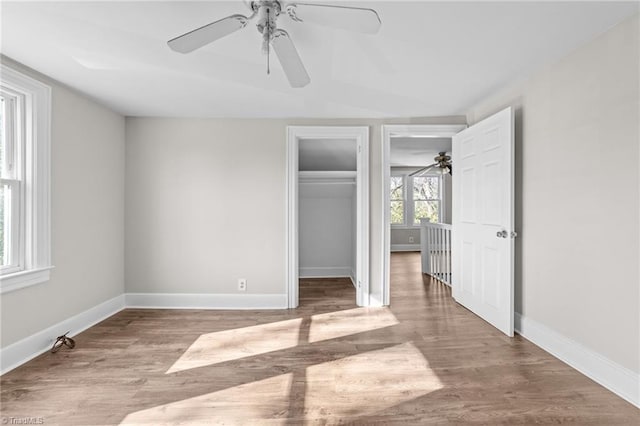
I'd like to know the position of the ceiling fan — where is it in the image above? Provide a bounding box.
[410,152,452,177]
[167,1,382,88]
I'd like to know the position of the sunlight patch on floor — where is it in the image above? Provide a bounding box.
[304,342,442,419]
[166,318,303,374]
[308,307,399,343]
[120,373,293,426]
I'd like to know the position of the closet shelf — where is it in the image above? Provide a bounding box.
[299,171,356,184]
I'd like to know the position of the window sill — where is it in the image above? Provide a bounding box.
[391,225,421,230]
[1,266,54,294]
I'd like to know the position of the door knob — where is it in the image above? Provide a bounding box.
[496,230,508,238]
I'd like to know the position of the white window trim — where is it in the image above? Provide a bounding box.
[390,173,443,228]
[0,64,52,294]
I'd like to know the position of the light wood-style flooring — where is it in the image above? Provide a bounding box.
[1,252,638,424]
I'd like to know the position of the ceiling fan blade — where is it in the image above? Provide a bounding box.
[271,30,310,88]
[286,3,381,34]
[409,163,438,177]
[168,14,249,54]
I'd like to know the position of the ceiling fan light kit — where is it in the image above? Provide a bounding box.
[167,1,382,88]
[410,152,453,177]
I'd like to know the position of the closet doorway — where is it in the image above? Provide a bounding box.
[286,127,369,308]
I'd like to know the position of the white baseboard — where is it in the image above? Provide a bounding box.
[299,266,352,278]
[1,292,289,375]
[390,244,421,252]
[0,294,126,375]
[298,267,356,287]
[125,293,288,310]
[515,313,639,408]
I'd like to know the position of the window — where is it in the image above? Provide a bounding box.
[412,176,440,225]
[0,65,51,293]
[390,176,404,225]
[390,173,442,227]
[1,89,21,273]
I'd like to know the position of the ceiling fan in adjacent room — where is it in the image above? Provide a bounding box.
[410,152,453,177]
[167,1,382,88]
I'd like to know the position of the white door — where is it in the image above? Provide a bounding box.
[452,107,515,336]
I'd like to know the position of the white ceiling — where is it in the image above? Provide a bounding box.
[390,137,451,167]
[1,1,637,118]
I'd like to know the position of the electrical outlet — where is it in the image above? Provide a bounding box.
[409,236,414,243]
[238,278,247,292]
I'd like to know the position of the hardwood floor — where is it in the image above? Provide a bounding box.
[1,252,638,425]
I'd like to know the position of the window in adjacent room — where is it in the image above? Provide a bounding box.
[0,65,51,293]
[390,176,404,225]
[413,175,441,224]
[390,174,442,227]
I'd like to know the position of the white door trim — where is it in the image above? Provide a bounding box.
[381,124,466,306]
[286,126,370,308]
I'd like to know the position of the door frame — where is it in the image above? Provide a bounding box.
[381,124,466,306]
[286,126,370,308]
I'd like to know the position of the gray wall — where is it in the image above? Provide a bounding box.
[299,184,354,278]
[0,57,125,348]
[125,119,286,295]
[390,228,421,247]
[443,174,452,224]
[125,117,466,303]
[466,14,639,373]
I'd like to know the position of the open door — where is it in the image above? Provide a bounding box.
[452,107,515,336]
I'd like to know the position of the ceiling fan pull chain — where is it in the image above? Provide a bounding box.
[266,7,271,74]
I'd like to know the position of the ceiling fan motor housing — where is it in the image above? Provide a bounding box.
[254,1,282,36]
